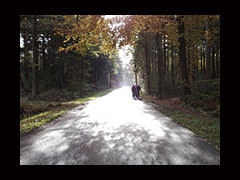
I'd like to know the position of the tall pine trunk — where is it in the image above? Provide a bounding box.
[171,45,175,88]
[203,43,206,78]
[155,32,163,99]
[22,31,31,92]
[216,46,219,77]
[145,33,151,94]
[178,16,191,98]
[166,43,169,77]
[163,38,166,77]
[206,17,212,80]
[211,44,216,79]
[206,39,212,79]
[32,15,39,99]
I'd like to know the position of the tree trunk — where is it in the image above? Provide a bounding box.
[166,44,169,77]
[200,44,203,75]
[22,31,31,92]
[20,72,25,97]
[145,34,151,94]
[59,51,65,88]
[203,43,206,78]
[206,39,212,79]
[163,38,166,77]
[171,45,175,88]
[41,36,47,72]
[95,63,98,86]
[216,46,219,76]
[211,44,216,79]
[110,71,112,88]
[178,16,191,98]
[195,45,199,80]
[41,36,48,90]
[191,45,196,81]
[32,15,39,99]
[155,32,163,98]
[135,70,138,85]
[206,17,212,80]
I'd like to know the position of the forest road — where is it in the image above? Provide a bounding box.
[20,86,220,165]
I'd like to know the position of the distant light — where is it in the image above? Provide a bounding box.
[119,45,132,67]
[104,15,118,19]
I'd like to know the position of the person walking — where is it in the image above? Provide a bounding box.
[135,83,141,99]
[131,84,136,99]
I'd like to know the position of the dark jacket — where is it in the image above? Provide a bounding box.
[136,85,141,92]
[131,85,136,93]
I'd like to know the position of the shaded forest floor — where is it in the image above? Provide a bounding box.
[20,88,116,134]
[142,95,220,150]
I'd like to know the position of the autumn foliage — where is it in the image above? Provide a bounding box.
[20,15,220,113]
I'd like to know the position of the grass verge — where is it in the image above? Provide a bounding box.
[142,95,220,150]
[20,88,115,135]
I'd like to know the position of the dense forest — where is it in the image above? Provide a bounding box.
[20,15,125,101]
[20,15,220,120]
[118,15,220,114]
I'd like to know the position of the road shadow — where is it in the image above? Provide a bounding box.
[20,88,220,165]
[21,109,220,165]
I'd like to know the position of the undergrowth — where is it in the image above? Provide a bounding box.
[142,95,220,149]
[20,88,115,134]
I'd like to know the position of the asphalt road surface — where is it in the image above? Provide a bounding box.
[20,86,220,165]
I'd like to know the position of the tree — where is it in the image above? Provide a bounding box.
[20,15,219,106]
[55,15,117,57]
[155,32,163,98]
[31,15,39,99]
[206,25,212,80]
[20,15,124,101]
[20,15,33,95]
[177,16,191,98]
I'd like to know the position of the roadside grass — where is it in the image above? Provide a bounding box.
[20,88,116,134]
[71,88,114,105]
[142,95,220,149]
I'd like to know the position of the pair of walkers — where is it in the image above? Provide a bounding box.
[131,84,141,99]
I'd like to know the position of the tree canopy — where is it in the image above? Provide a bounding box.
[20,15,123,100]
[20,15,220,112]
